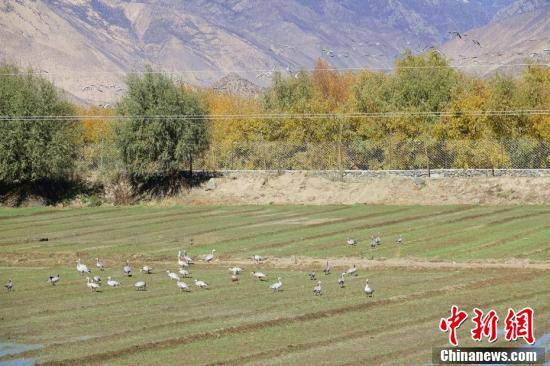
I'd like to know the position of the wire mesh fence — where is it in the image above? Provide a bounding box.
[195,139,550,171]
[81,138,550,176]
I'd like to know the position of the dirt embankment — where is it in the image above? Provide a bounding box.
[168,171,550,205]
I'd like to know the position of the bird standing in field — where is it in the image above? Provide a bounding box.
[370,235,377,249]
[270,277,283,292]
[123,261,132,277]
[347,237,357,246]
[203,249,216,263]
[176,281,190,292]
[95,258,105,271]
[323,261,331,275]
[194,279,209,289]
[179,268,192,278]
[140,265,153,274]
[346,264,358,276]
[86,277,100,292]
[177,251,189,267]
[181,250,193,264]
[251,271,267,281]
[93,275,102,284]
[5,279,13,292]
[228,267,243,276]
[395,235,403,245]
[313,281,322,296]
[107,277,120,287]
[374,233,382,246]
[76,259,91,275]
[338,273,345,288]
[134,281,146,291]
[308,271,316,280]
[252,255,265,264]
[167,270,180,281]
[48,274,60,286]
[364,279,374,297]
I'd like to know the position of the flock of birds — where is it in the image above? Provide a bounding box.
[3,235,404,297]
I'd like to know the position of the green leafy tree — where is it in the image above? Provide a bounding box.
[116,68,209,177]
[0,63,80,184]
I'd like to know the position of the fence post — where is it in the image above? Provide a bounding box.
[388,135,392,170]
[424,138,430,177]
[337,115,344,182]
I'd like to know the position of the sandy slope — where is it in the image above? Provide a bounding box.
[174,171,550,205]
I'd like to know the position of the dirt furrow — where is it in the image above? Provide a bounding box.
[213,287,549,366]
[36,272,537,365]
[237,206,488,253]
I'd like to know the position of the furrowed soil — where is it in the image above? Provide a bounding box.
[0,205,548,365]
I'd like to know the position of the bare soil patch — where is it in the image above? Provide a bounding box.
[173,172,550,205]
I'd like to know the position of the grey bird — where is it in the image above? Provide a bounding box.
[123,261,132,277]
[313,281,322,296]
[5,279,13,292]
[48,274,60,286]
[323,261,331,275]
[338,273,345,288]
[364,279,375,297]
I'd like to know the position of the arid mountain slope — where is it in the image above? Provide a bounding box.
[441,3,549,76]
[2,0,547,104]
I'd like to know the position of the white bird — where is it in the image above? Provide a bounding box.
[346,264,358,276]
[252,255,266,264]
[76,259,91,275]
[374,233,382,246]
[371,235,377,248]
[93,275,102,283]
[194,279,208,289]
[123,261,132,277]
[364,279,374,297]
[228,267,243,275]
[177,250,190,267]
[270,277,283,292]
[251,271,267,281]
[48,274,60,286]
[5,279,13,292]
[203,249,216,263]
[395,235,403,244]
[176,281,190,292]
[140,265,153,274]
[167,270,180,281]
[179,268,191,278]
[86,277,100,292]
[95,258,104,271]
[323,261,331,275]
[338,273,345,288]
[134,281,146,291]
[107,276,120,287]
[181,250,193,264]
[347,237,357,246]
[313,281,322,296]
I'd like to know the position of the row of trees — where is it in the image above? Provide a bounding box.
[207,54,548,144]
[1,52,549,188]
[1,65,209,187]
[204,54,548,169]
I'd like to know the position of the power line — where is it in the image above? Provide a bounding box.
[0,110,548,122]
[0,63,547,77]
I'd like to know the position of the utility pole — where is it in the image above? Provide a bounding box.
[336,115,344,182]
